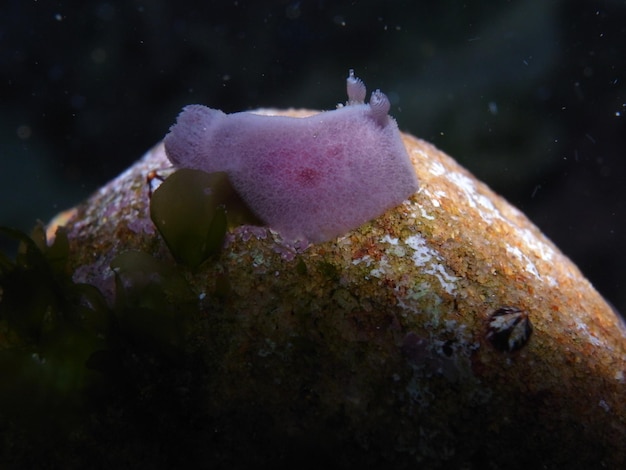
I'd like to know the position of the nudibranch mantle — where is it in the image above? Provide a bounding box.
[164,70,419,243]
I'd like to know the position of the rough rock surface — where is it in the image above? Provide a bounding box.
[46,110,626,468]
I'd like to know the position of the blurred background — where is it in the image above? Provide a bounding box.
[1,0,624,315]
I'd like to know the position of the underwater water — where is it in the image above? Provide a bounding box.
[1,0,624,315]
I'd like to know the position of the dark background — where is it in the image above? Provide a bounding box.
[1,0,624,315]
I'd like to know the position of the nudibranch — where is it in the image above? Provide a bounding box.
[164,70,419,243]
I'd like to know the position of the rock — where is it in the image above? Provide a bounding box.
[34,110,626,468]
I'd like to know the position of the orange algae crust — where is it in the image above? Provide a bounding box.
[43,110,626,468]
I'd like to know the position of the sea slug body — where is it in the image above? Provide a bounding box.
[164,70,419,243]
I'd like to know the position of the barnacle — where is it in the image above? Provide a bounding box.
[486,306,533,352]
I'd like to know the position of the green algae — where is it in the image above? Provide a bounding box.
[0,224,202,458]
[0,224,109,433]
[149,169,261,267]
[109,250,196,349]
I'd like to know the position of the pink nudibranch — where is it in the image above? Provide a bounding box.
[164,70,419,243]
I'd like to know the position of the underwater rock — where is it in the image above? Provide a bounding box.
[40,109,626,468]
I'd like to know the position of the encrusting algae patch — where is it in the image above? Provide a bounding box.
[13,108,626,468]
